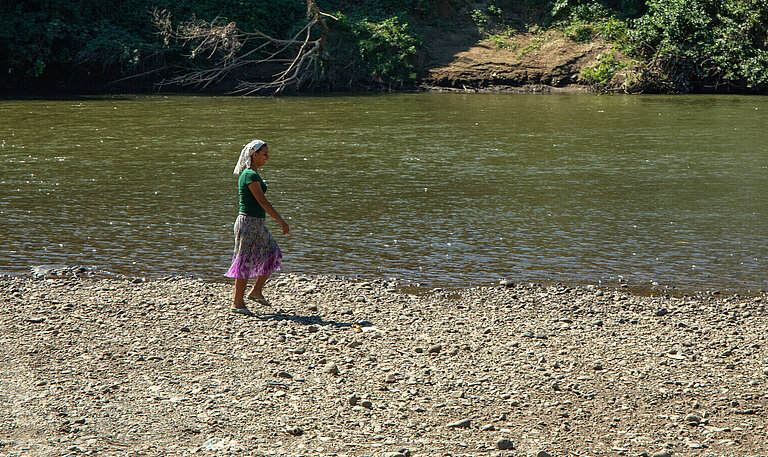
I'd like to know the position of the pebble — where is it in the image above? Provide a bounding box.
[684,413,701,424]
[5,274,768,456]
[684,440,703,449]
[651,450,673,457]
[496,438,514,450]
[446,419,472,429]
[286,427,303,436]
[323,363,339,375]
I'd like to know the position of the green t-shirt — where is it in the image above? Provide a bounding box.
[238,168,267,218]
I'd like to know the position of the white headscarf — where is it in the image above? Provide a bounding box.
[233,139,266,175]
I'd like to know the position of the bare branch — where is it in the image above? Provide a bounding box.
[153,0,332,94]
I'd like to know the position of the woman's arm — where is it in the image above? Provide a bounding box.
[248,181,290,234]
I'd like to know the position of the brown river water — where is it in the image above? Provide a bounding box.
[1,93,766,293]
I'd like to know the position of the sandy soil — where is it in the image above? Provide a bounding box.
[1,272,767,457]
[416,22,614,93]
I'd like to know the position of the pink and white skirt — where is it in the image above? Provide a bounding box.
[224,215,282,279]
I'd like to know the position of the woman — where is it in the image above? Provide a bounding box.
[225,139,290,315]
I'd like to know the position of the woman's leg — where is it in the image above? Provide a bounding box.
[248,274,271,300]
[233,278,248,309]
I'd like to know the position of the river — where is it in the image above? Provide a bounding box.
[1,93,766,293]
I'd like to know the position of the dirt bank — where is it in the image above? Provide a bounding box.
[2,274,767,456]
[417,25,611,93]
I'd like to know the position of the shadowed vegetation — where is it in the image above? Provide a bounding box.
[2,0,767,93]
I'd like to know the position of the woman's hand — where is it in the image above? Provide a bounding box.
[279,220,290,235]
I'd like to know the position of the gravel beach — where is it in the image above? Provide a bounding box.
[1,272,767,457]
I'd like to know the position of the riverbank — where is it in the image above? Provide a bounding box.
[2,273,767,456]
[7,1,768,97]
[415,24,613,94]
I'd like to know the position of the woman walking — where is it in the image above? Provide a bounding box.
[225,139,289,315]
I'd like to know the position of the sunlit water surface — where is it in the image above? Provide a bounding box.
[1,93,766,293]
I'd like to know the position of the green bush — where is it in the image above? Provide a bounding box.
[470,9,488,28]
[551,0,644,20]
[79,22,145,69]
[556,1,629,44]
[2,4,86,78]
[595,16,628,42]
[629,0,768,91]
[580,51,628,88]
[324,13,420,89]
[487,5,504,18]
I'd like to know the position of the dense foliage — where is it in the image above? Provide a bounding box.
[629,0,768,92]
[323,14,420,90]
[2,0,767,93]
[0,0,309,91]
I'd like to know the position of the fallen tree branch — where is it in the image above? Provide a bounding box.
[154,0,331,94]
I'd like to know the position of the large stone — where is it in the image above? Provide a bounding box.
[428,344,442,354]
[684,413,701,425]
[497,438,514,450]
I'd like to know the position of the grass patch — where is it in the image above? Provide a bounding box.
[482,28,519,52]
[580,51,629,89]
[560,16,629,46]
[517,33,556,58]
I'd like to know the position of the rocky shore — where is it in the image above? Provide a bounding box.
[1,273,767,457]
